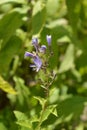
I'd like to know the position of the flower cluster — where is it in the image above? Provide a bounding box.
[24,35,51,72]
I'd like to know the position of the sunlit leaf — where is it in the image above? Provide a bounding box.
[0,123,7,130]
[14,111,32,129]
[46,0,59,17]
[40,105,57,123]
[0,76,17,94]
[14,111,28,121]
[34,96,47,109]
[59,44,75,73]
[0,0,26,4]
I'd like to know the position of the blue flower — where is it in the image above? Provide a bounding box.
[24,35,52,72]
[46,35,51,46]
[24,52,34,58]
[32,37,39,52]
[24,52,42,72]
[31,55,42,72]
[39,45,47,53]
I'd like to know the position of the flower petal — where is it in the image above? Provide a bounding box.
[30,64,36,68]
[32,37,39,52]
[39,45,47,53]
[46,35,51,45]
[24,52,34,58]
[32,37,38,45]
[33,56,42,71]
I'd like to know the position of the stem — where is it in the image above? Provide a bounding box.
[35,71,56,130]
[35,100,48,130]
[45,72,56,98]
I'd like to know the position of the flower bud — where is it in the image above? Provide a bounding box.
[46,35,51,46]
[39,45,47,53]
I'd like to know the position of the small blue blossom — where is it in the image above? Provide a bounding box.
[24,52,34,58]
[24,52,42,72]
[31,55,42,72]
[32,37,38,45]
[24,35,52,72]
[32,37,39,52]
[46,35,51,46]
[39,45,47,53]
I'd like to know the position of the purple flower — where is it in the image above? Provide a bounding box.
[24,35,52,72]
[39,45,47,53]
[31,56,42,72]
[32,37,39,52]
[24,51,42,72]
[24,52,34,58]
[46,35,51,46]
[32,37,38,45]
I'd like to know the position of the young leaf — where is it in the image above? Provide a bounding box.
[59,44,75,73]
[34,96,47,109]
[14,111,32,129]
[14,111,28,120]
[0,76,17,94]
[40,105,57,123]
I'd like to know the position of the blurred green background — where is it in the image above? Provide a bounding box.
[0,0,87,130]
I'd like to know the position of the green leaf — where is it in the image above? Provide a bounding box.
[0,35,22,74]
[0,76,17,94]
[46,0,59,17]
[57,96,87,121]
[59,44,75,73]
[66,0,81,33]
[13,77,30,108]
[46,19,70,69]
[76,36,87,68]
[52,107,58,117]
[34,96,47,109]
[0,11,23,49]
[32,1,46,35]
[14,111,32,129]
[14,111,28,121]
[0,0,26,4]
[41,105,57,123]
[0,123,7,130]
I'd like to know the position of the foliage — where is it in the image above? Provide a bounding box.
[0,0,87,130]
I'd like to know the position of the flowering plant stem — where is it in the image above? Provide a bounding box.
[35,98,48,130]
[24,35,55,129]
[35,73,56,130]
